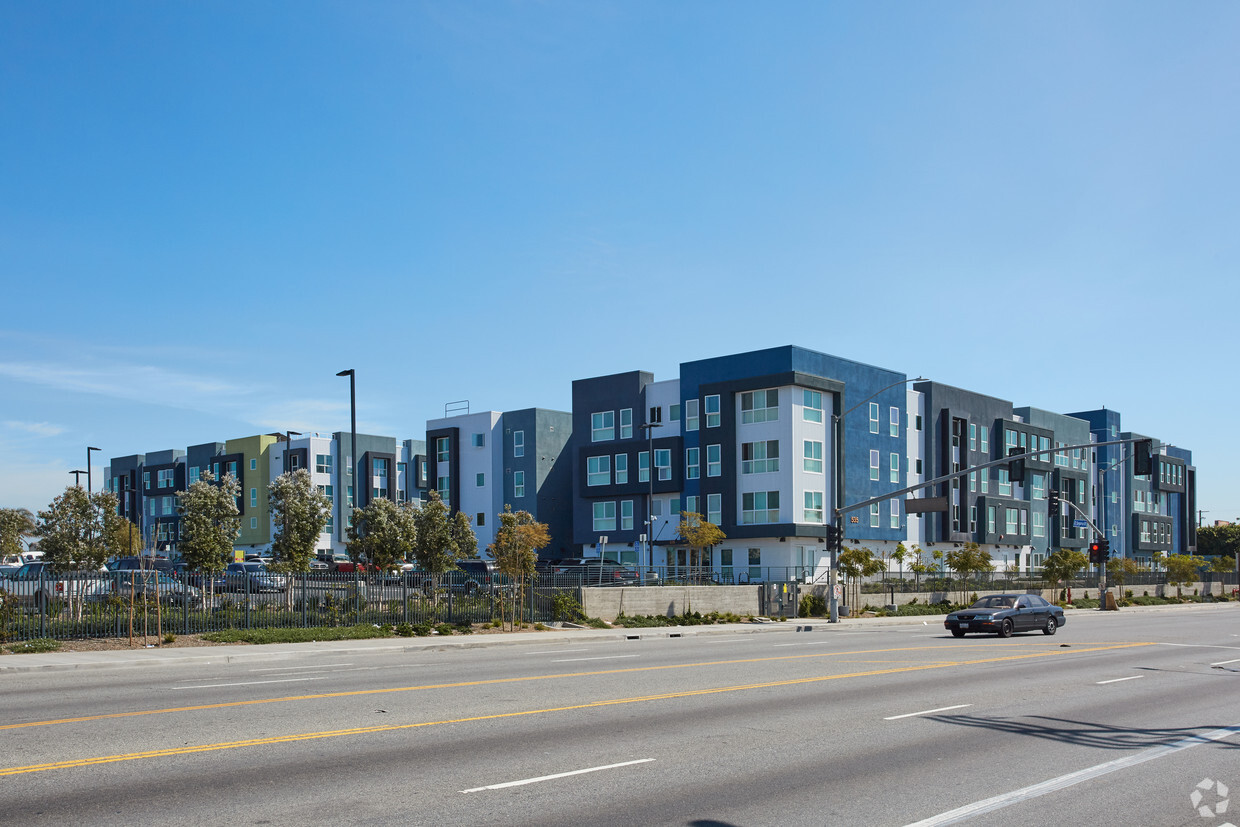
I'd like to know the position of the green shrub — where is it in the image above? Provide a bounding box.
[412,623,432,636]
[5,638,62,654]
[798,594,827,617]
[163,633,176,644]
[202,624,393,644]
[395,623,415,637]
[551,591,586,622]
[434,623,455,636]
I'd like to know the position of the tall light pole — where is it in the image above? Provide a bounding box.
[285,430,302,472]
[638,420,663,579]
[336,370,356,522]
[70,469,87,487]
[87,446,100,493]
[830,376,925,622]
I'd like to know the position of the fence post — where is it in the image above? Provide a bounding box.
[38,568,47,639]
[302,574,307,628]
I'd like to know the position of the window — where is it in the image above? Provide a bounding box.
[980,426,989,453]
[513,471,525,498]
[803,440,823,473]
[1031,474,1044,500]
[988,506,996,533]
[686,448,700,480]
[347,485,354,507]
[969,423,977,451]
[890,407,899,437]
[638,451,650,483]
[1006,507,1018,534]
[158,469,174,488]
[475,473,485,487]
[617,408,632,439]
[189,466,200,484]
[741,440,779,474]
[163,496,174,515]
[588,456,611,486]
[476,512,485,527]
[742,491,780,524]
[890,498,900,529]
[325,512,333,532]
[915,458,923,475]
[251,517,257,530]
[686,495,699,515]
[804,491,824,523]
[980,473,988,493]
[316,454,332,474]
[705,395,721,428]
[592,411,615,442]
[969,471,976,492]
[250,458,257,471]
[471,432,485,448]
[707,493,721,525]
[915,414,923,431]
[870,450,880,481]
[143,471,150,489]
[436,437,450,462]
[513,431,524,457]
[651,500,663,518]
[741,389,779,424]
[748,549,762,582]
[621,500,634,530]
[869,403,880,434]
[655,449,671,481]
[999,468,1011,496]
[615,454,628,484]
[802,390,823,422]
[720,548,733,580]
[1032,512,1045,538]
[436,477,449,506]
[318,484,333,499]
[670,404,680,422]
[870,503,880,527]
[890,453,900,483]
[250,488,258,508]
[707,444,721,477]
[685,399,699,431]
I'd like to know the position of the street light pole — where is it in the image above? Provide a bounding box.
[87,446,100,493]
[70,470,87,487]
[336,370,356,528]
[638,421,663,580]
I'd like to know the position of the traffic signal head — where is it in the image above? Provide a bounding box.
[1008,447,1025,483]
[1089,540,1102,565]
[1048,489,1060,517]
[1133,439,1154,477]
[1098,539,1110,560]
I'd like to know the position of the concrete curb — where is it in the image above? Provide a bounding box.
[2,602,1233,674]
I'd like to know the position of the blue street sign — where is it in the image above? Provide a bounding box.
[1073,519,1088,528]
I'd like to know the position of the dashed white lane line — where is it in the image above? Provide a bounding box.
[461,759,655,793]
[885,704,971,720]
[172,677,326,689]
[1096,676,1142,685]
[550,655,640,663]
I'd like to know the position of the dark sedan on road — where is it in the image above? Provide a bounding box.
[944,593,1065,638]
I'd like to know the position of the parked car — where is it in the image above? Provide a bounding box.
[216,562,286,593]
[109,556,176,574]
[538,558,650,586]
[104,570,202,605]
[944,594,1065,638]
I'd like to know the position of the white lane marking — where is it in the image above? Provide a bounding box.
[903,724,1240,826]
[172,678,327,689]
[1158,643,1240,651]
[772,641,834,647]
[550,655,640,663]
[885,704,971,721]
[524,649,590,655]
[251,663,353,672]
[1096,676,1143,685]
[1211,658,1240,666]
[461,759,655,793]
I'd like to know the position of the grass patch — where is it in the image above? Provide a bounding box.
[201,624,395,645]
[4,638,62,654]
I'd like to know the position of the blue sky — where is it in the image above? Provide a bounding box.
[2,2,1237,523]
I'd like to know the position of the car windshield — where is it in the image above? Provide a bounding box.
[971,596,1015,609]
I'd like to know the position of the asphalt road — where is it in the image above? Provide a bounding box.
[3,605,1239,826]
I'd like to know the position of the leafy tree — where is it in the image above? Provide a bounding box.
[178,471,241,575]
[1196,524,1240,561]
[0,508,36,559]
[891,542,908,582]
[346,497,415,572]
[1042,548,1087,603]
[945,543,993,604]
[837,546,883,613]
[1164,554,1205,598]
[1207,555,1234,598]
[1108,556,1141,601]
[269,469,331,573]
[1151,550,1165,573]
[103,516,144,559]
[489,506,550,629]
[678,511,725,574]
[37,486,115,573]
[410,491,478,595]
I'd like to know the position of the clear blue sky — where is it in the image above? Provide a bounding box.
[2,2,1237,524]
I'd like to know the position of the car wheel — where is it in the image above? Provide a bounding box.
[998,618,1014,638]
[951,629,965,638]
[1042,616,1057,636]
[464,580,479,595]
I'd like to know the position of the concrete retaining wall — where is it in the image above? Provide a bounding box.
[582,586,761,622]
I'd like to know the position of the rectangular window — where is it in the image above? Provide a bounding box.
[686,495,699,516]
[163,496,174,515]
[742,491,780,524]
[591,411,615,442]
[655,448,671,481]
[290,454,301,470]
[915,458,923,475]
[143,471,150,489]
[890,453,899,483]
[969,505,977,533]
[615,454,628,484]
[436,477,449,506]
[890,407,899,437]
[513,470,525,498]
[740,389,779,424]
[1033,512,1045,538]
[685,399,699,431]
[705,395,721,428]
[748,548,761,581]
[969,471,976,493]
[250,488,258,508]
[988,506,996,533]
[621,500,634,531]
[436,437,450,462]
[741,440,780,474]
[870,450,880,481]
[869,402,880,434]
[651,500,663,518]
[347,485,354,507]
[318,484,333,499]
[804,491,824,523]
[890,498,900,529]
[471,432,485,448]
[316,454,332,474]
[1031,474,1044,500]
[620,408,633,439]
[707,444,721,477]
[707,493,722,525]
[189,466,200,484]
[969,423,977,451]
[980,426,989,453]
[669,404,680,423]
[802,390,823,422]
[803,440,823,473]
[999,468,1011,496]
[593,501,616,532]
[870,503,880,527]
[513,431,524,457]
[671,497,681,517]
[1006,507,1018,534]
[686,447,700,480]
[475,472,485,487]
[250,458,257,471]
[476,512,485,527]
[638,451,650,483]
[251,517,257,530]
[980,473,988,493]
[325,513,333,533]
[587,456,611,486]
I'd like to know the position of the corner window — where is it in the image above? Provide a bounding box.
[740,389,778,424]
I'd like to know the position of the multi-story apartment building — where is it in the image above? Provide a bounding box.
[426,408,573,556]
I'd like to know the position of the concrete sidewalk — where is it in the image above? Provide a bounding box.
[1,601,1232,674]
